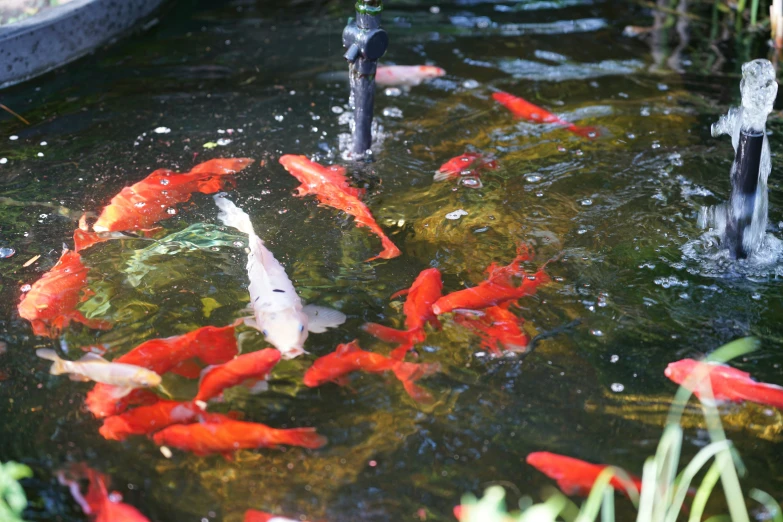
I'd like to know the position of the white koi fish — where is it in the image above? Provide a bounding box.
[36,349,161,399]
[214,195,346,359]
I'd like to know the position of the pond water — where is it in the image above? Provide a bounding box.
[1,0,782,520]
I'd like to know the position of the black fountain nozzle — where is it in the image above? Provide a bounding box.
[727,129,765,259]
[343,0,388,158]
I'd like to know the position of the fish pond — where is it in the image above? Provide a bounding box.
[1,0,783,520]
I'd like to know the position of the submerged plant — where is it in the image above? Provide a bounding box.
[460,338,783,522]
[0,461,32,522]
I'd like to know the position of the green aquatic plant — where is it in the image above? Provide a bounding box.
[460,337,783,522]
[0,461,32,522]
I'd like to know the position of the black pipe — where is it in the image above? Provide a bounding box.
[726,130,764,259]
[343,1,388,158]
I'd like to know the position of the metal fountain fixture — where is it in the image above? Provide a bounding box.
[343,0,388,158]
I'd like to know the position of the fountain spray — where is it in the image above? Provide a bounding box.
[710,59,778,259]
[342,0,388,159]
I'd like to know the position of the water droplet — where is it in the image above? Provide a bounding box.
[20,284,31,292]
[610,383,624,392]
[752,293,761,300]
[134,202,146,208]
[462,79,479,89]
[574,149,584,156]
[577,228,587,234]
[0,247,15,259]
[525,174,542,183]
[581,199,593,206]
[40,141,47,146]
[382,107,403,118]
[154,127,171,134]
[384,87,402,97]
[166,207,177,215]
[557,145,566,152]
[37,152,44,157]
[274,115,284,122]
[536,192,544,197]
[610,354,619,362]
[626,133,636,139]
[0,158,7,164]
[331,106,344,114]
[461,177,482,188]
[9,135,18,141]
[651,141,661,149]
[657,83,669,91]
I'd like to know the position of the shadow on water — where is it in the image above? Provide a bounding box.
[1,0,783,520]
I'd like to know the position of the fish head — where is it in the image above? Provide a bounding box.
[260,308,309,360]
[419,65,446,79]
[132,368,163,388]
[664,359,699,385]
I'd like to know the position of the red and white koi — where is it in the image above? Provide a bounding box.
[75,158,254,252]
[17,248,111,338]
[363,267,443,359]
[152,414,327,458]
[492,91,598,138]
[195,348,281,402]
[432,247,549,315]
[434,153,498,182]
[303,340,439,403]
[375,65,446,87]
[279,154,402,261]
[665,358,783,409]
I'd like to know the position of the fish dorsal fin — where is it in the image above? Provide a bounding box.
[77,353,109,364]
[336,340,361,356]
[303,304,347,333]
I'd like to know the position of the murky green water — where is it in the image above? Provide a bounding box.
[1,0,782,520]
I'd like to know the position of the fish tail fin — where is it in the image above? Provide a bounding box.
[213,195,257,237]
[737,383,783,409]
[568,124,599,139]
[36,349,68,375]
[276,427,328,449]
[362,323,414,344]
[392,361,440,403]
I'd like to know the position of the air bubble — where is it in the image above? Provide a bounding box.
[610,383,624,392]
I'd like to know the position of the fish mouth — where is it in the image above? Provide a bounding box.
[280,347,306,360]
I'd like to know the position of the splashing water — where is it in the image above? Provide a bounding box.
[695,59,778,264]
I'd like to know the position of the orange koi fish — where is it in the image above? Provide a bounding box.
[453,305,530,355]
[17,248,111,338]
[492,91,598,138]
[432,248,549,315]
[279,155,401,261]
[99,400,204,441]
[58,465,150,522]
[665,358,783,409]
[434,153,498,182]
[363,268,443,359]
[86,324,239,418]
[245,511,301,522]
[526,452,642,497]
[75,158,254,252]
[375,65,446,87]
[195,348,281,402]
[303,340,439,403]
[152,414,327,458]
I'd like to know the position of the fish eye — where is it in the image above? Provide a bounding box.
[299,325,305,333]
[262,330,269,337]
